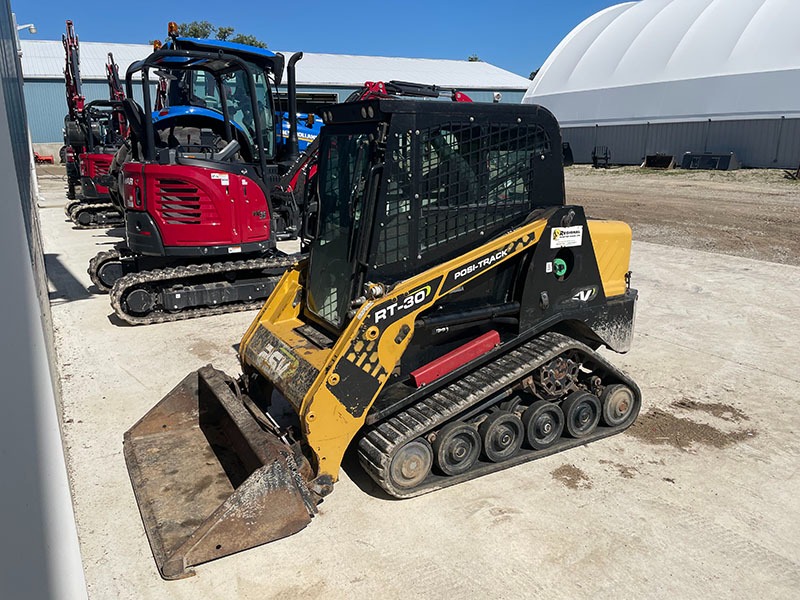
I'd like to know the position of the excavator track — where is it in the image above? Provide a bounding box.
[87,248,122,292]
[109,254,298,325]
[68,202,124,229]
[358,332,641,499]
[64,196,114,215]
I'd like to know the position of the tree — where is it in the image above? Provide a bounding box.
[177,20,215,39]
[174,21,268,48]
[215,26,234,41]
[529,68,540,80]
[230,33,268,49]
[468,54,481,62]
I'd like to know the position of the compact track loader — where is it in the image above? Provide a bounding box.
[125,99,641,579]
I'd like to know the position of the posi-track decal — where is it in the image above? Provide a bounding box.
[550,225,583,248]
[441,232,537,294]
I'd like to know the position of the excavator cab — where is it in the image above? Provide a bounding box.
[76,100,125,199]
[120,48,281,255]
[125,100,640,579]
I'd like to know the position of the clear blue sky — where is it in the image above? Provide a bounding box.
[11,0,625,78]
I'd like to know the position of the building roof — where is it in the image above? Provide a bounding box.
[20,40,530,90]
[524,0,800,125]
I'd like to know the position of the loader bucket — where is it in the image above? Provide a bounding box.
[124,365,316,579]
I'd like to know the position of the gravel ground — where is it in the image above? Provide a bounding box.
[566,165,800,266]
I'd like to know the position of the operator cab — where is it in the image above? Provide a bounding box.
[126,47,279,174]
[305,99,565,334]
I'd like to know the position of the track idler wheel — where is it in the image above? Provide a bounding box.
[522,401,564,449]
[562,391,601,438]
[65,200,80,217]
[75,209,94,227]
[388,439,433,490]
[96,260,123,292]
[479,411,524,463]
[600,384,637,427]
[433,422,481,476]
[123,287,157,316]
[88,249,123,293]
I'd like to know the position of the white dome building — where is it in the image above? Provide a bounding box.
[524,0,800,168]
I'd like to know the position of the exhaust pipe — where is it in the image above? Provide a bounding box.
[286,52,303,162]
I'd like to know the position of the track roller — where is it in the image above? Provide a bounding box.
[562,391,601,438]
[479,411,524,463]
[522,401,564,449]
[600,384,636,427]
[433,422,481,476]
[387,439,434,490]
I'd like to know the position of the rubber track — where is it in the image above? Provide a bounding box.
[357,331,641,499]
[87,248,122,293]
[64,200,81,217]
[69,203,124,229]
[109,255,298,325]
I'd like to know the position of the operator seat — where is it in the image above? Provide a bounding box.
[121,98,147,160]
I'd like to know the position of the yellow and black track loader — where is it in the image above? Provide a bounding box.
[124,99,641,579]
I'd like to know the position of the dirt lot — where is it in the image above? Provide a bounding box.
[566,165,800,266]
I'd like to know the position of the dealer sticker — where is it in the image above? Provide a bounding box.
[211,172,230,185]
[550,225,583,249]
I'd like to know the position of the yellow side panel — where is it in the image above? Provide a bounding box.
[588,220,632,299]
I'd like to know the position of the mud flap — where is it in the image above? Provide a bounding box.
[124,365,316,579]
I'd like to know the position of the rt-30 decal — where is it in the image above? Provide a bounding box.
[373,284,432,324]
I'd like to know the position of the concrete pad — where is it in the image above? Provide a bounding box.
[37,173,800,598]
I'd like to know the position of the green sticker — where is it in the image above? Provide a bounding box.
[553,258,568,277]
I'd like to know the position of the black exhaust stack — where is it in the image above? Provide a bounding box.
[286,52,303,163]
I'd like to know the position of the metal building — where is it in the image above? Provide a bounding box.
[523,0,800,169]
[20,39,531,145]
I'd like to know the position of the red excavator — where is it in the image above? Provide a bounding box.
[87,35,308,324]
[88,33,472,326]
[61,19,83,201]
[62,19,128,228]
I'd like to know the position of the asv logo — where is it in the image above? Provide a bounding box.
[374,285,431,324]
[572,287,597,302]
[258,343,296,379]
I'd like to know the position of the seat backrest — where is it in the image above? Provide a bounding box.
[121,98,146,144]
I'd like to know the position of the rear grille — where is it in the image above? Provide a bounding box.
[155,178,217,225]
[94,159,111,176]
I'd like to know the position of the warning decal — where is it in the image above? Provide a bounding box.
[550,225,583,249]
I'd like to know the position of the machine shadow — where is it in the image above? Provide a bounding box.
[340,447,396,501]
[44,253,92,304]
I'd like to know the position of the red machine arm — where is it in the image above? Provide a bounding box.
[63,20,84,120]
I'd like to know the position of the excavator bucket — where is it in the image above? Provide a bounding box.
[123,365,316,579]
